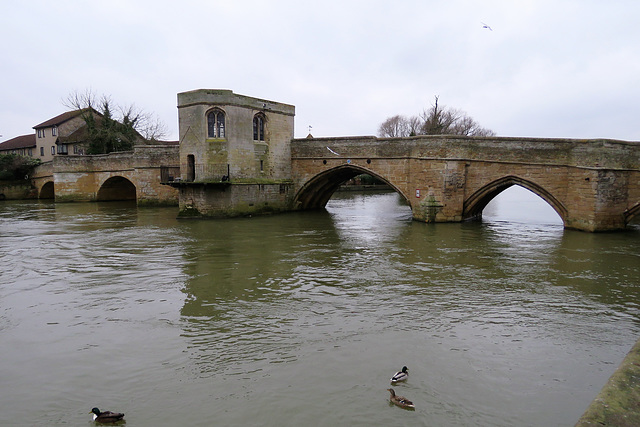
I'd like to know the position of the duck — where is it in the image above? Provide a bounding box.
[90,407,125,423]
[387,388,415,409]
[390,366,408,383]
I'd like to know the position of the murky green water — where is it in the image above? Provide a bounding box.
[0,189,638,426]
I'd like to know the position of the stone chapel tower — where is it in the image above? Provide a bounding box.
[174,89,295,217]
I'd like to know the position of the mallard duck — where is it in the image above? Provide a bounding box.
[387,388,415,409]
[390,366,408,383]
[90,407,125,423]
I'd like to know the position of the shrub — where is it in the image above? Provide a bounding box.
[0,154,42,181]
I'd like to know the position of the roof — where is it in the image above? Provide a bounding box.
[33,109,93,129]
[0,134,36,150]
[57,124,89,144]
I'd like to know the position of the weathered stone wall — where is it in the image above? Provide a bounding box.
[174,89,295,217]
[177,89,294,182]
[0,181,37,200]
[46,145,179,204]
[291,135,640,231]
[177,183,293,218]
[130,145,180,206]
[31,161,54,198]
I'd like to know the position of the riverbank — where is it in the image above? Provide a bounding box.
[576,337,640,426]
[0,181,36,200]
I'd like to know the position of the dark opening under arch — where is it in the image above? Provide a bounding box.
[97,176,136,202]
[39,181,54,199]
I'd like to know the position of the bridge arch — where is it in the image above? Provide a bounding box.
[294,164,409,210]
[463,175,567,224]
[97,176,136,201]
[39,181,55,199]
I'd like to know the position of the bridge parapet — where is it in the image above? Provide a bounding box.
[293,135,640,170]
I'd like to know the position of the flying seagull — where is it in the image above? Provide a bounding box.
[326,146,340,156]
[481,22,493,31]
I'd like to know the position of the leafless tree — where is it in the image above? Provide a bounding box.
[378,114,424,137]
[64,89,168,142]
[378,96,495,138]
[378,115,410,137]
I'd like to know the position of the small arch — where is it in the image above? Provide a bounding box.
[253,113,266,141]
[207,108,226,138]
[39,181,55,199]
[464,176,567,223]
[97,176,136,201]
[294,164,408,210]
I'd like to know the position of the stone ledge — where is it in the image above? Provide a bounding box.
[576,338,640,426]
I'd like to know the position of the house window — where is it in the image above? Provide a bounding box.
[253,114,265,141]
[28,149,33,156]
[51,146,55,155]
[57,144,68,155]
[37,129,42,138]
[40,147,44,156]
[207,109,225,138]
[52,126,57,136]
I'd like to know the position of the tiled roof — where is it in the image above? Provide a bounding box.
[33,109,90,129]
[0,134,36,150]
[58,124,89,144]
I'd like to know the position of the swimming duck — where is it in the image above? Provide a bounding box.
[387,388,415,409]
[90,407,125,423]
[390,366,409,383]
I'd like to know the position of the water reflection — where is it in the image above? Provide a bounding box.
[172,190,639,426]
[0,193,638,426]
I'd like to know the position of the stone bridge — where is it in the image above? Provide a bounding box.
[26,134,640,232]
[291,135,640,232]
[31,145,179,206]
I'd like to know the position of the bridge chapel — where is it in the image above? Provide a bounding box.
[173,89,296,217]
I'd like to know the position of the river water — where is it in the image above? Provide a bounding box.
[0,188,638,426]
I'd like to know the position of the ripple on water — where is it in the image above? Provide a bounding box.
[0,197,639,426]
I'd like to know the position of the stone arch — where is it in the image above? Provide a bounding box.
[39,181,55,199]
[463,175,567,223]
[293,164,408,210]
[97,176,136,201]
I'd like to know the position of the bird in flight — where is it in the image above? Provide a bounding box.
[481,22,493,31]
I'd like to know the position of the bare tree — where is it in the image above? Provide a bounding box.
[378,95,495,138]
[378,115,410,137]
[378,114,424,137]
[64,89,168,153]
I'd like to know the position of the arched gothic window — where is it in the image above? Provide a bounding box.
[207,109,225,138]
[253,113,265,141]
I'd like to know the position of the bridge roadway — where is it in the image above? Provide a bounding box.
[291,135,640,232]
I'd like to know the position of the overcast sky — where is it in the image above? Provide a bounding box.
[1,0,639,143]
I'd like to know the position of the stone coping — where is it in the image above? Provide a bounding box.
[576,337,640,426]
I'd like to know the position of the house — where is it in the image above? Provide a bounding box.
[0,109,97,162]
[32,110,93,161]
[0,134,37,157]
